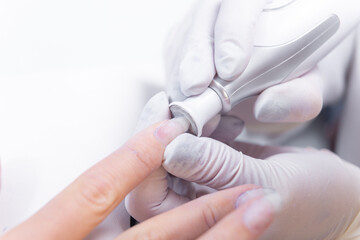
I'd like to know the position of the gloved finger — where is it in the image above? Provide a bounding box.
[164,15,192,102]
[178,0,220,97]
[134,91,171,133]
[214,0,267,80]
[164,133,262,190]
[163,134,301,190]
[254,68,324,123]
[209,115,244,143]
[118,185,260,240]
[164,19,188,74]
[229,141,306,159]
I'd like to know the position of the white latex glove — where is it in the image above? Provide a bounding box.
[165,0,355,123]
[125,91,244,222]
[162,134,360,239]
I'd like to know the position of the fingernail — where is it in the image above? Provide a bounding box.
[154,117,190,146]
[235,188,267,208]
[236,189,282,234]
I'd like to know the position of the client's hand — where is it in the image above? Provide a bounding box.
[162,133,360,240]
[1,92,278,240]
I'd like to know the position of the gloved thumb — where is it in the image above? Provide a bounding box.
[254,68,324,123]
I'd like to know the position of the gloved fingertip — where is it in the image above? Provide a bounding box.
[254,95,290,123]
[179,52,215,97]
[135,91,170,133]
[210,115,244,142]
[180,81,209,97]
[254,85,323,123]
[215,41,249,81]
[166,84,186,102]
[153,91,169,103]
[163,133,202,173]
[179,66,214,97]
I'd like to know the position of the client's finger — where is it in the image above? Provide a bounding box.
[125,91,190,222]
[3,119,188,240]
[198,188,281,240]
[117,185,259,240]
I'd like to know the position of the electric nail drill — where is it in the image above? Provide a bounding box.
[170,0,360,136]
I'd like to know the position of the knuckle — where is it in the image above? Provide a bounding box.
[201,203,218,230]
[141,231,161,240]
[131,229,164,240]
[78,171,117,214]
[124,142,155,172]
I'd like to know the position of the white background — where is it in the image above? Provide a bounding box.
[0,0,193,238]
